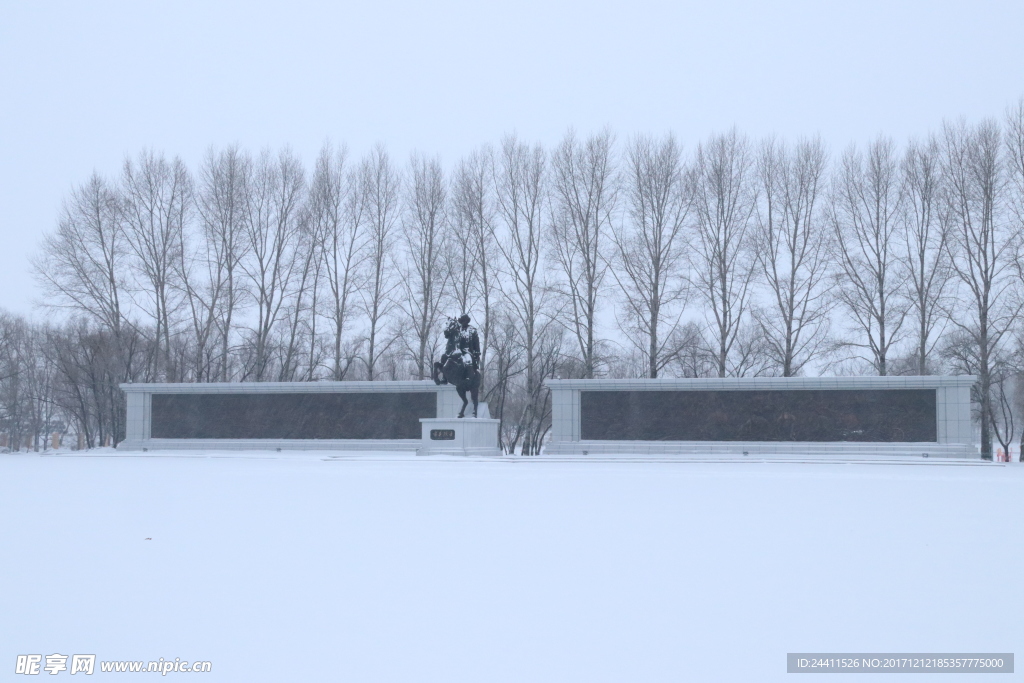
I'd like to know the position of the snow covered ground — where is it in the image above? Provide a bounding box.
[1,451,1021,682]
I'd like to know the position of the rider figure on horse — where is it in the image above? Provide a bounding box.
[433,314,482,417]
[433,314,480,385]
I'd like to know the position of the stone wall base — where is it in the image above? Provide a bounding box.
[542,440,977,459]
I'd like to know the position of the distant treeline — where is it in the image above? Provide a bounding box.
[4,98,1024,458]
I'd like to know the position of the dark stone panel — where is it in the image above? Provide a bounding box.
[581,389,937,442]
[151,392,435,439]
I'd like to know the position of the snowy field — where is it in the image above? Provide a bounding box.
[1,451,1021,682]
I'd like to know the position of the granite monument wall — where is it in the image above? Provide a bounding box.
[119,381,465,451]
[547,376,977,458]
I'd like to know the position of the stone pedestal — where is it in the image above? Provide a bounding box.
[419,418,501,457]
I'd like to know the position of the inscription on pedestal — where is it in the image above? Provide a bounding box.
[430,429,456,440]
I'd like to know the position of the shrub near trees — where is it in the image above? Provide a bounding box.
[6,99,1024,459]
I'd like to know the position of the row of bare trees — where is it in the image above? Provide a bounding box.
[12,98,1024,457]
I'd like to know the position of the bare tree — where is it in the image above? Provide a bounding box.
[1004,100,1024,462]
[942,118,1019,460]
[549,129,617,378]
[0,314,51,450]
[494,135,552,454]
[901,136,952,375]
[359,145,401,380]
[121,150,192,378]
[481,311,523,450]
[666,321,715,378]
[34,173,127,340]
[239,148,306,381]
[173,224,217,381]
[1007,97,1024,236]
[990,364,1016,459]
[688,129,757,377]
[1007,99,1024,315]
[451,147,498,389]
[752,137,832,376]
[36,316,151,448]
[611,133,691,377]
[829,137,908,375]
[278,205,323,381]
[195,145,251,381]
[177,146,252,381]
[504,326,564,455]
[730,322,775,377]
[400,153,449,379]
[308,143,363,380]
[448,162,477,317]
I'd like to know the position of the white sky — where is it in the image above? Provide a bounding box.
[2,0,1023,315]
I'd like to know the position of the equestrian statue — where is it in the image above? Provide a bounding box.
[431,314,481,418]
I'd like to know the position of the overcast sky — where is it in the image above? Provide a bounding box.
[1,0,1023,315]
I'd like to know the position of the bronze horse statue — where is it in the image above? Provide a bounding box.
[432,318,481,418]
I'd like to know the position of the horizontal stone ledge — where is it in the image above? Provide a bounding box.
[545,376,977,390]
[117,438,422,451]
[542,441,977,459]
[120,380,445,394]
